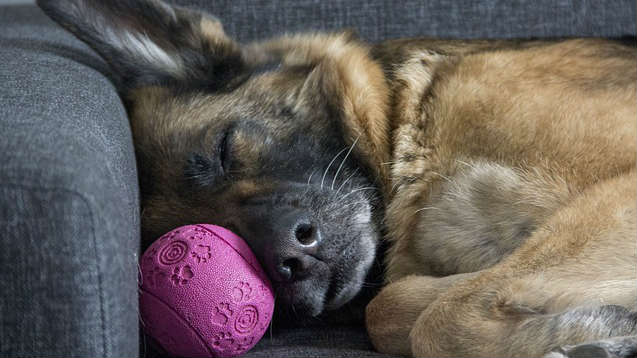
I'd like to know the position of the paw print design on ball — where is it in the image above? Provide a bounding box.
[142,268,168,288]
[211,332,235,351]
[170,265,194,286]
[235,336,256,352]
[232,282,253,302]
[139,224,275,358]
[191,244,212,263]
[211,303,233,326]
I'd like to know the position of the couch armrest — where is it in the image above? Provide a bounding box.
[0,5,139,357]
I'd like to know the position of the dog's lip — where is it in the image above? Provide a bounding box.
[324,274,348,310]
[322,238,366,310]
[323,267,364,311]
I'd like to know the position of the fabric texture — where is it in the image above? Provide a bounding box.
[172,0,636,43]
[0,1,635,357]
[140,325,395,358]
[0,5,139,357]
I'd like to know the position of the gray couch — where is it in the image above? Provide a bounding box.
[1,1,634,357]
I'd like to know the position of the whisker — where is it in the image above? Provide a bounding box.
[361,282,384,288]
[307,169,317,186]
[414,206,440,214]
[431,171,453,183]
[339,200,368,211]
[136,255,143,287]
[321,146,349,190]
[303,168,319,195]
[455,159,477,170]
[335,168,360,197]
[338,186,377,203]
[331,135,360,190]
[391,180,402,194]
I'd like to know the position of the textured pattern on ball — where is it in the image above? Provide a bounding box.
[139,224,275,357]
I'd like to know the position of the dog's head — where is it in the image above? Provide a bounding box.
[38,0,390,316]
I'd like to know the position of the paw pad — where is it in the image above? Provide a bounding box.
[212,302,233,326]
[232,282,253,303]
[191,244,212,263]
[170,265,194,285]
[211,332,234,349]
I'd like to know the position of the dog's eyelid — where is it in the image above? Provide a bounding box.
[219,129,231,173]
[218,124,236,175]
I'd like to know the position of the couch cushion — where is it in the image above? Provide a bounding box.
[0,5,139,357]
[171,0,636,43]
[141,325,398,358]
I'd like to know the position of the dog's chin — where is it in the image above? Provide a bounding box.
[276,277,330,317]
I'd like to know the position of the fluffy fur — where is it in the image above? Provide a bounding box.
[37,0,637,356]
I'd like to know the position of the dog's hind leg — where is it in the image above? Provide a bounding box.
[404,169,637,357]
[407,275,637,357]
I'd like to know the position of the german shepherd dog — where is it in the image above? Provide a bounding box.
[38,0,637,356]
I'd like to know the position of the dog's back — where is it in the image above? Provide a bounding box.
[35,0,637,356]
[368,38,637,357]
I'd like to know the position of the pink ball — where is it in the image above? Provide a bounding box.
[139,224,275,357]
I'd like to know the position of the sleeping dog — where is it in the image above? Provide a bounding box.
[38,0,637,356]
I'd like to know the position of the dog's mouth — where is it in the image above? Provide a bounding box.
[223,179,380,318]
[323,233,375,311]
[269,213,378,317]
[273,250,375,317]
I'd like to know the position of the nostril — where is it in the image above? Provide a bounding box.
[277,258,302,282]
[276,262,293,281]
[294,222,316,246]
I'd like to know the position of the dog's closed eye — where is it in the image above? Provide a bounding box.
[218,127,233,174]
[184,125,236,188]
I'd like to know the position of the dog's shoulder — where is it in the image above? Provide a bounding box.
[379,37,637,280]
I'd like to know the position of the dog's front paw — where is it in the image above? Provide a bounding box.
[366,275,446,356]
[366,285,413,356]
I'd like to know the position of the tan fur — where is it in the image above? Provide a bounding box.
[366,38,637,357]
[129,33,637,357]
[248,33,392,190]
[36,1,636,353]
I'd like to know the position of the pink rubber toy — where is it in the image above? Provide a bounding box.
[139,224,274,357]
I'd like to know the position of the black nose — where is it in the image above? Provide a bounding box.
[268,215,321,282]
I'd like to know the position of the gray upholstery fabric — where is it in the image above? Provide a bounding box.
[1,1,635,357]
[141,325,395,358]
[172,0,637,43]
[244,326,393,358]
[0,5,139,357]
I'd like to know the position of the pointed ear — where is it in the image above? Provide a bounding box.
[37,0,246,91]
[286,33,391,191]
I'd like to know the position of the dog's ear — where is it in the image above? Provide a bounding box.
[279,33,391,192]
[37,0,245,91]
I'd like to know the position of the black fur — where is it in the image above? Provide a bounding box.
[37,0,247,90]
[37,0,385,320]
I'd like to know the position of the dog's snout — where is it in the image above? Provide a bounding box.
[263,212,321,283]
